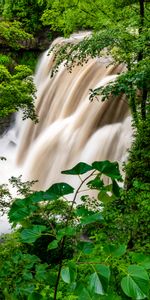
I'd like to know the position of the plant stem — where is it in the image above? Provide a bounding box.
[53,170,95,299]
[138,0,144,61]
[53,238,65,300]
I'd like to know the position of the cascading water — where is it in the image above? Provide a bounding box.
[0,33,132,233]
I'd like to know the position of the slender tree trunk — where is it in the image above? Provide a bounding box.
[138,0,147,120]
[138,0,144,61]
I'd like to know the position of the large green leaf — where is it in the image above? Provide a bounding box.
[121,265,149,299]
[20,225,47,243]
[89,272,104,295]
[132,253,150,270]
[80,212,103,225]
[92,161,122,181]
[95,264,110,292]
[78,241,95,254]
[61,267,71,284]
[61,162,93,175]
[89,264,110,295]
[9,197,38,222]
[28,191,44,203]
[61,263,77,284]
[103,244,127,257]
[43,182,74,200]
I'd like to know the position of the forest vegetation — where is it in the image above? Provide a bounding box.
[0,0,150,299]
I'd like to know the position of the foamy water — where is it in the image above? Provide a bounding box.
[0,33,132,234]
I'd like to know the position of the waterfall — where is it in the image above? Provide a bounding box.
[0,33,132,233]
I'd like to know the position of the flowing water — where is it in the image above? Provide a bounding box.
[0,33,132,233]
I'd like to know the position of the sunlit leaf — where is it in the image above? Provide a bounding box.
[43,182,74,200]
[88,265,110,296]
[48,240,58,250]
[62,162,93,175]
[61,267,71,284]
[92,161,122,181]
[104,244,127,257]
[121,265,149,299]
[20,225,47,243]
[89,272,104,295]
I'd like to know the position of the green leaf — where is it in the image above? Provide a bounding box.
[132,253,150,270]
[75,283,92,300]
[48,240,58,250]
[92,161,122,181]
[61,267,71,284]
[95,264,110,292]
[87,176,104,190]
[89,272,104,295]
[29,191,44,203]
[20,225,47,243]
[68,261,77,282]
[9,197,38,222]
[80,212,103,225]
[78,241,95,254]
[43,182,74,200]
[62,162,93,175]
[98,190,114,203]
[112,180,121,197]
[121,265,149,299]
[104,244,127,257]
[61,263,77,284]
[75,206,91,217]
[57,226,76,240]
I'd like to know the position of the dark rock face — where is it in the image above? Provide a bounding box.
[0,115,14,135]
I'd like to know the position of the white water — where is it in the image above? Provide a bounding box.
[0,33,132,234]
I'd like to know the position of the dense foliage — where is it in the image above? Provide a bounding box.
[0,0,150,299]
[0,161,149,299]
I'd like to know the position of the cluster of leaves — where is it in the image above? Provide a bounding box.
[0,20,33,50]
[0,64,37,120]
[0,0,47,34]
[0,161,149,299]
[90,58,150,124]
[0,175,37,216]
[40,0,148,36]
